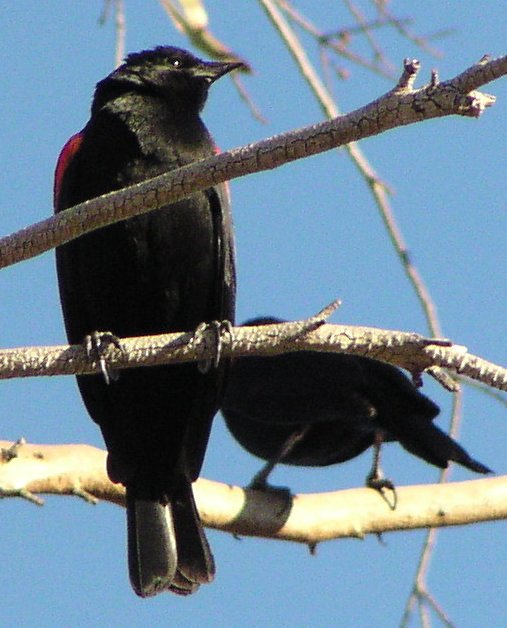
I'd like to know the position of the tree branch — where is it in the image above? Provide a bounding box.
[1,315,506,392]
[1,441,506,544]
[0,55,503,270]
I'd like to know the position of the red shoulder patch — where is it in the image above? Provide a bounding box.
[53,132,83,211]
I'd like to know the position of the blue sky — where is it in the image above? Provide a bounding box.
[1,2,506,626]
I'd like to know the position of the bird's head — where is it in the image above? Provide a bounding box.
[93,46,245,113]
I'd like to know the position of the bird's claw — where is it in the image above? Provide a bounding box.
[84,331,125,385]
[366,472,398,510]
[193,320,232,373]
[247,474,283,493]
[245,426,310,494]
[366,473,395,492]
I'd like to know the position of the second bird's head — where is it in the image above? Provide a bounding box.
[92,45,245,114]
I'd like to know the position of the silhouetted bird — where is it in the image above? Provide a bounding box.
[222,317,491,491]
[54,46,243,596]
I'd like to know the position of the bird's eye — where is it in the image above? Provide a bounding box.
[171,58,182,68]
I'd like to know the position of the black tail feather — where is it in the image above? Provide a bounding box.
[127,489,177,598]
[394,418,492,474]
[126,478,214,598]
[172,480,215,584]
[169,569,201,596]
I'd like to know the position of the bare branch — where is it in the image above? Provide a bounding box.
[1,441,506,543]
[0,55,503,270]
[0,319,506,392]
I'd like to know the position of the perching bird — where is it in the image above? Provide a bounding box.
[221,317,491,490]
[54,47,243,597]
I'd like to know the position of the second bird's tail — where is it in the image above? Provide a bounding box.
[393,416,491,474]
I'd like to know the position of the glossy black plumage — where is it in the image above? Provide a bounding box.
[54,46,242,597]
[222,318,491,486]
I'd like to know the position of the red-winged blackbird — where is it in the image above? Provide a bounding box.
[54,47,243,597]
[222,317,491,489]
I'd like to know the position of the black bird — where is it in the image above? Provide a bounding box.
[54,47,243,597]
[222,317,491,490]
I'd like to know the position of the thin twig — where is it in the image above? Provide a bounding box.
[261,0,443,338]
[322,17,415,40]
[113,0,126,68]
[373,0,445,58]
[98,0,111,25]
[462,377,507,407]
[399,392,463,627]
[279,0,394,79]
[99,0,126,68]
[231,73,268,124]
[344,0,395,74]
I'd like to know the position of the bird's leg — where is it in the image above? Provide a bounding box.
[84,331,125,385]
[194,320,232,373]
[248,424,311,491]
[366,431,397,510]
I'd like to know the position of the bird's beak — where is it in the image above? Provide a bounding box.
[198,60,246,84]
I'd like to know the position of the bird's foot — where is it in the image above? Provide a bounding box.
[247,470,292,500]
[193,320,232,373]
[366,471,397,510]
[244,427,309,497]
[84,331,125,385]
[248,477,291,497]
